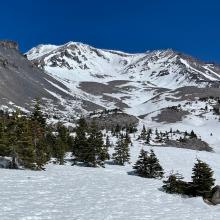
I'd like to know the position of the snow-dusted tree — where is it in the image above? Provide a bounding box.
[140,125,147,140]
[145,130,151,144]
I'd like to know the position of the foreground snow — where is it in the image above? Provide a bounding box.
[0,145,220,220]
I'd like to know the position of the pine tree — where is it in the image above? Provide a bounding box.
[73,117,88,162]
[17,120,36,169]
[145,130,151,144]
[53,136,66,165]
[191,159,215,196]
[162,172,187,194]
[125,132,132,146]
[190,130,197,139]
[31,99,46,128]
[115,124,121,136]
[147,149,164,178]
[52,123,70,164]
[140,125,147,140]
[112,134,130,165]
[104,135,111,160]
[133,149,164,178]
[0,116,10,156]
[30,109,48,169]
[86,121,106,167]
[133,148,148,176]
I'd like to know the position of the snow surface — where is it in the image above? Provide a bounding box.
[1,134,220,220]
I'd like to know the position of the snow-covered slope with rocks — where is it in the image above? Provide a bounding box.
[27,42,220,88]
[0,41,220,219]
[26,42,220,122]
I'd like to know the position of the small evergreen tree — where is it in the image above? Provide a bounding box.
[17,118,36,169]
[86,121,106,167]
[112,134,130,165]
[31,99,46,128]
[162,172,188,194]
[133,149,164,178]
[140,125,147,140]
[191,159,215,196]
[125,132,132,146]
[145,130,151,144]
[115,124,121,134]
[133,148,148,176]
[73,117,88,162]
[190,130,197,139]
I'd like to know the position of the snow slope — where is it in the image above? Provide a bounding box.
[25,42,220,120]
[0,143,220,220]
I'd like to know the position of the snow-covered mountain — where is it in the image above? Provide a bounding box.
[1,41,220,219]
[27,41,220,88]
[1,39,220,126]
[26,42,220,121]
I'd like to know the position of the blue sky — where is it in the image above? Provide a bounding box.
[1,0,220,62]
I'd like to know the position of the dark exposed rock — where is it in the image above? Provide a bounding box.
[152,107,189,123]
[86,111,139,130]
[0,40,76,112]
[0,40,18,50]
[0,157,18,169]
[164,138,213,152]
[209,185,220,205]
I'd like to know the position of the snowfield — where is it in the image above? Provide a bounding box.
[1,144,220,220]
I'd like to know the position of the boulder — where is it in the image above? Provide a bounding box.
[210,185,220,205]
[0,157,11,168]
[0,157,19,169]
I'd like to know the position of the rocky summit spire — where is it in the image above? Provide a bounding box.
[0,40,18,50]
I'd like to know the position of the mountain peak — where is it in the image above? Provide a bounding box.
[0,40,18,50]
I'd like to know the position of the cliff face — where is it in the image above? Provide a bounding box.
[0,39,76,115]
[0,40,18,50]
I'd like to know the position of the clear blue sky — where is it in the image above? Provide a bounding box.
[1,0,220,62]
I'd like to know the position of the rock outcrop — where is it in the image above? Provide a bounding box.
[0,40,18,50]
[210,185,220,205]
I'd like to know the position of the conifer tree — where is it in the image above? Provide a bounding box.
[114,124,121,136]
[30,102,48,169]
[147,149,164,178]
[104,135,111,160]
[0,116,10,156]
[73,117,88,162]
[133,148,148,176]
[191,159,215,196]
[125,132,132,146]
[133,149,163,178]
[31,99,46,128]
[140,125,147,140]
[53,136,66,165]
[86,121,106,167]
[17,120,36,169]
[162,172,187,194]
[105,135,111,148]
[145,130,151,144]
[112,134,130,165]
[190,130,197,139]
